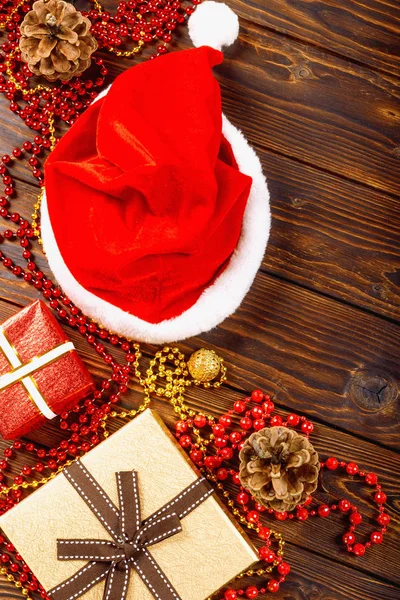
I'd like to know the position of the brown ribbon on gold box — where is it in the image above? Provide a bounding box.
[49,461,213,600]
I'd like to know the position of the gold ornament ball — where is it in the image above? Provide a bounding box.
[188,349,221,382]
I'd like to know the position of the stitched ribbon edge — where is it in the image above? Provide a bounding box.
[48,460,214,600]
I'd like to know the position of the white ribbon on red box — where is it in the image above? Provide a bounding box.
[0,328,74,420]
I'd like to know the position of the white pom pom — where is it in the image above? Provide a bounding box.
[188,1,239,51]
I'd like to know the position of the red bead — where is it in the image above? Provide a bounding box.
[377,513,390,526]
[204,456,220,469]
[245,585,258,598]
[274,511,287,521]
[365,472,378,485]
[262,400,274,413]
[350,512,362,525]
[374,492,387,504]
[240,417,252,430]
[219,415,232,427]
[338,499,351,512]
[213,424,225,436]
[253,419,266,431]
[220,447,233,460]
[301,421,314,434]
[224,590,237,600]
[270,415,282,427]
[233,401,246,414]
[343,532,355,545]
[267,580,280,593]
[317,504,331,518]
[251,389,264,403]
[353,543,365,556]
[179,435,191,448]
[251,406,263,419]
[296,507,308,521]
[216,468,228,481]
[370,531,383,544]
[214,436,228,448]
[193,414,207,428]
[237,492,249,505]
[286,413,300,426]
[246,510,260,523]
[257,526,270,540]
[346,462,359,475]
[278,562,290,576]
[325,457,339,470]
[232,472,240,485]
[175,421,187,433]
[230,431,242,444]
[259,547,275,562]
[190,450,203,464]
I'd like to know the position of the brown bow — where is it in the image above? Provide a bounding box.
[48,460,214,600]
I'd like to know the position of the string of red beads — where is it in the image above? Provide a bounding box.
[175,389,390,598]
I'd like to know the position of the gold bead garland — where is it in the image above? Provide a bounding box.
[0,345,285,599]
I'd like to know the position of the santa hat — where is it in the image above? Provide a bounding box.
[41,1,270,344]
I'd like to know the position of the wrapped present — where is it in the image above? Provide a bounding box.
[0,409,259,599]
[0,300,94,439]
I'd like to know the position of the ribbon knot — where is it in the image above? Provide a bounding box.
[48,460,214,600]
[121,542,139,563]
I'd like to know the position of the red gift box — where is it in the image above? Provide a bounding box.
[0,300,94,439]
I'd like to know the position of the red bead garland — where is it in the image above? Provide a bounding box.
[174,389,390,598]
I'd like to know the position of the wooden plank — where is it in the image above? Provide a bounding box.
[228,0,400,77]
[2,164,400,327]
[1,540,399,600]
[0,298,397,585]
[219,23,400,196]
[258,541,400,600]
[3,143,400,330]
[0,384,399,586]
[191,272,400,450]
[258,145,400,321]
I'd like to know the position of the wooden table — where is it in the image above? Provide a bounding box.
[0,1,399,599]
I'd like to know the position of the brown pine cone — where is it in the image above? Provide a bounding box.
[239,426,320,512]
[19,0,98,81]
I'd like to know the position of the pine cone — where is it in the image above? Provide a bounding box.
[239,426,320,512]
[19,0,98,81]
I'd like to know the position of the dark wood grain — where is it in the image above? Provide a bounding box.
[1,538,399,600]
[8,164,400,326]
[228,0,400,77]
[196,272,400,449]
[0,227,399,448]
[218,24,400,196]
[0,290,398,585]
[259,146,400,322]
[1,214,400,449]
[0,1,399,599]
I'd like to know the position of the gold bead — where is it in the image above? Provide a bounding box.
[187,349,221,382]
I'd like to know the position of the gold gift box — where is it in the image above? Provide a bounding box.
[0,409,258,599]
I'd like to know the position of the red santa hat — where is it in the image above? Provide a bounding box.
[41,1,270,344]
